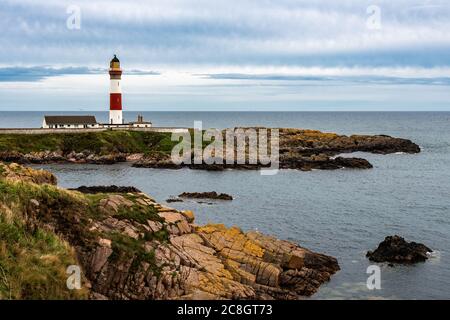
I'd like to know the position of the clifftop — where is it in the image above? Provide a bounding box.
[0,163,339,300]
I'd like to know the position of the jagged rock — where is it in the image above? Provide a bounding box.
[87,154,127,165]
[133,128,420,171]
[180,210,195,223]
[98,195,133,214]
[0,150,127,165]
[333,157,373,169]
[0,162,57,185]
[91,246,113,273]
[1,163,340,300]
[0,128,420,172]
[367,235,433,264]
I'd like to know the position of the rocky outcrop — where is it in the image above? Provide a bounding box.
[0,150,127,165]
[279,130,420,155]
[70,185,142,194]
[166,197,184,203]
[0,162,57,185]
[179,192,233,201]
[1,164,339,300]
[78,196,339,299]
[1,128,420,172]
[367,235,433,264]
[134,128,419,171]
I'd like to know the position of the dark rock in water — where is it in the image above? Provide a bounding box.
[367,235,433,264]
[166,197,184,203]
[333,157,373,169]
[71,185,142,194]
[179,191,233,201]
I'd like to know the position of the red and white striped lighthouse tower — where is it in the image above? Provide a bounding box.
[109,55,123,124]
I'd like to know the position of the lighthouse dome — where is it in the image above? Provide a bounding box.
[110,55,120,69]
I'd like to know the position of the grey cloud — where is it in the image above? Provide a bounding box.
[0,67,160,82]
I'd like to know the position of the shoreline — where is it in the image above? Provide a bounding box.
[0,127,421,171]
[0,162,340,299]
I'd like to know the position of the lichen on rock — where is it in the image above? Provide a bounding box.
[0,162,340,300]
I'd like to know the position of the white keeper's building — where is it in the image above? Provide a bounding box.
[42,55,152,130]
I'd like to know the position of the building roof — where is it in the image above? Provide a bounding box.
[44,116,98,125]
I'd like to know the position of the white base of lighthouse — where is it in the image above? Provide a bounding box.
[109,110,123,125]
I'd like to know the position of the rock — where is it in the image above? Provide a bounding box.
[1,127,419,173]
[0,151,25,163]
[147,220,163,233]
[0,162,57,185]
[158,211,186,224]
[367,235,433,264]
[132,128,420,172]
[99,238,112,248]
[133,153,183,169]
[196,224,340,297]
[126,153,144,162]
[98,195,133,214]
[166,197,184,203]
[90,292,109,300]
[179,192,233,201]
[88,154,126,165]
[333,157,373,169]
[1,163,340,300]
[91,246,113,273]
[71,185,142,194]
[29,199,40,208]
[181,210,195,223]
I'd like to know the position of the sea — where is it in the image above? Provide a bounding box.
[1,111,449,299]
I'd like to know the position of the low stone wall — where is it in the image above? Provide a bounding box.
[0,127,189,135]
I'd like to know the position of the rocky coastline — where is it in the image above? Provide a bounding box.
[0,128,420,171]
[134,129,420,171]
[0,162,340,300]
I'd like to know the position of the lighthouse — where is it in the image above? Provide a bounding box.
[109,55,123,124]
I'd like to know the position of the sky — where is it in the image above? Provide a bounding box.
[1,0,450,111]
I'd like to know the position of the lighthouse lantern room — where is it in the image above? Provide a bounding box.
[109,55,123,124]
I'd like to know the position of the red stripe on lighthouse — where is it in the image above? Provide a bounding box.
[110,93,122,110]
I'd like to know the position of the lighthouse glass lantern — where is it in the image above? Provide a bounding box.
[109,55,123,125]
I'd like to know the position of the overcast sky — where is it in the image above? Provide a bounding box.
[1,0,450,111]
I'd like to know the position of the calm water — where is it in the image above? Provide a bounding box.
[3,111,449,299]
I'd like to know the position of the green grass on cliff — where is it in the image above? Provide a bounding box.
[0,179,88,300]
[0,215,87,300]
[0,162,177,298]
[107,232,162,277]
[0,131,178,155]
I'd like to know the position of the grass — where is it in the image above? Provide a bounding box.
[114,204,162,224]
[0,163,175,297]
[0,176,92,299]
[0,203,88,300]
[0,130,221,157]
[144,229,170,243]
[107,232,162,277]
[0,131,179,155]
